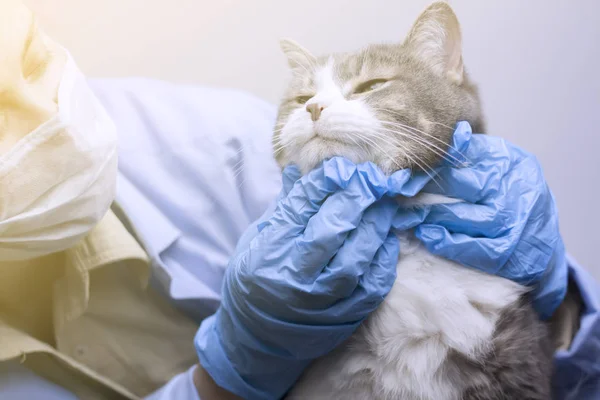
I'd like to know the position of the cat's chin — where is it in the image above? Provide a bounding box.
[285,138,400,175]
[289,138,371,174]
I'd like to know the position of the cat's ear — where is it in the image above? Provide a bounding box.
[280,38,316,70]
[404,2,463,84]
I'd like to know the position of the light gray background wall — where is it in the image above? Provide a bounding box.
[26,0,600,277]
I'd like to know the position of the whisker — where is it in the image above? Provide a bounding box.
[237,176,249,189]
[370,108,470,162]
[232,158,246,181]
[429,120,455,130]
[372,108,454,131]
[374,114,455,147]
[353,132,397,169]
[363,129,443,188]
[271,112,458,189]
[370,127,446,167]
[380,119,463,153]
[376,120,471,165]
[233,166,244,181]
[272,137,289,149]
[272,139,290,155]
[364,129,440,173]
[227,147,246,160]
[377,125,465,167]
[349,128,408,163]
[345,133,371,157]
[272,145,288,156]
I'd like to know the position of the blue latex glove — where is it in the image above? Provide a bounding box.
[390,121,568,319]
[195,158,410,400]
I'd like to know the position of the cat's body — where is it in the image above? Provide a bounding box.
[287,231,553,400]
[273,2,553,399]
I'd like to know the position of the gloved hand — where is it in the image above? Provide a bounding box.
[195,157,409,400]
[390,121,568,319]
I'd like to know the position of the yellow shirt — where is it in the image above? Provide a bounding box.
[0,206,200,399]
[0,1,199,398]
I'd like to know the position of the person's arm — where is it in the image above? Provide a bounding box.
[194,159,402,400]
[552,258,600,398]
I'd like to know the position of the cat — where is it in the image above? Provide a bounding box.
[272,2,554,400]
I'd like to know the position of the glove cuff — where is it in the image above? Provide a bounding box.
[195,314,269,400]
[196,313,311,400]
[532,237,569,319]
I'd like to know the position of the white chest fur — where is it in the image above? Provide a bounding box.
[288,231,526,400]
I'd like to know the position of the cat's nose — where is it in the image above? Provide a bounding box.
[306,103,325,121]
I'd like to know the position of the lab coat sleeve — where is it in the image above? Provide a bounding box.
[552,256,600,398]
[89,79,283,317]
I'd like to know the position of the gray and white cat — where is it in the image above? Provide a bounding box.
[272,2,553,399]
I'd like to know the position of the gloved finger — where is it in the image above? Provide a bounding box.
[268,157,359,231]
[252,199,397,319]
[415,224,513,275]
[301,232,400,324]
[280,164,302,198]
[387,169,414,196]
[419,135,525,203]
[439,120,472,167]
[450,133,515,166]
[392,205,431,231]
[354,232,399,314]
[313,197,399,298]
[422,202,510,238]
[350,161,389,199]
[260,164,304,232]
[420,163,504,203]
[296,162,389,272]
[388,170,433,197]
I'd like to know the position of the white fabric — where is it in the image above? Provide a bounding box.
[89,78,281,321]
[0,53,118,260]
[0,362,199,400]
[0,361,78,400]
[145,366,201,400]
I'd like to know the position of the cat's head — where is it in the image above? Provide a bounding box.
[273,2,484,174]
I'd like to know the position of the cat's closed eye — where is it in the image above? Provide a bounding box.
[295,95,313,104]
[353,79,388,94]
